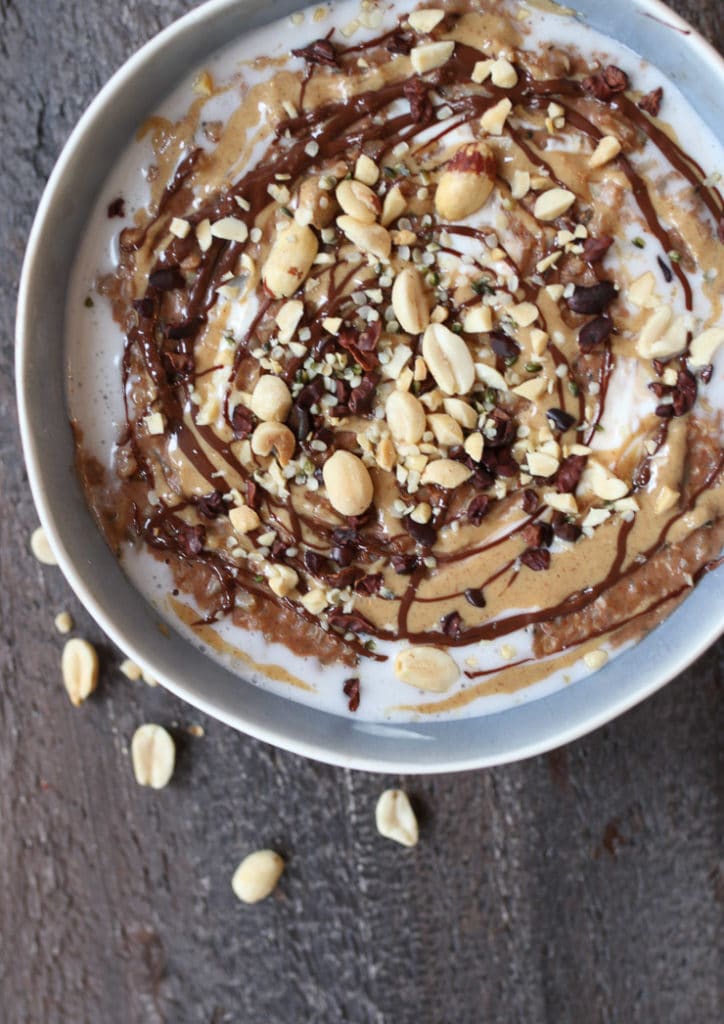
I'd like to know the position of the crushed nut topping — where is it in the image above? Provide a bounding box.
[74,0,724,711]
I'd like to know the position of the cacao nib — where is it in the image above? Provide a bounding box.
[652,358,665,377]
[546,408,576,432]
[177,523,205,557]
[700,364,713,385]
[358,320,382,352]
[327,566,363,589]
[521,489,539,514]
[166,317,204,340]
[404,516,437,549]
[552,513,581,543]
[332,527,357,545]
[133,297,155,318]
[288,404,311,442]
[162,350,194,382]
[485,407,515,448]
[672,367,697,416]
[654,403,674,419]
[521,547,550,571]
[331,544,354,567]
[269,538,288,560]
[657,256,673,283]
[387,30,413,55]
[489,331,520,361]
[566,281,617,315]
[603,65,629,91]
[231,404,254,438]
[464,587,486,608]
[292,38,338,67]
[638,86,663,117]
[107,197,125,218]
[441,610,464,639]
[390,553,420,574]
[633,462,651,489]
[195,491,225,519]
[355,573,383,596]
[282,357,304,385]
[579,315,613,352]
[348,373,378,415]
[582,65,629,101]
[522,521,553,549]
[343,677,361,712]
[296,375,326,408]
[338,325,380,370]
[719,216,724,244]
[312,335,336,360]
[346,513,372,532]
[647,381,672,399]
[468,494,490,525]
[483,446,518,478]
[582,235,613,263]
[582,74,610,101]
[404,77,433,123]
[246,480,260,510]
[304,550,328,575]
[556,454,587,493]
[471,466,495,490]
[149,266,185,292]
[313,425,335,448]
[328,609,373,635]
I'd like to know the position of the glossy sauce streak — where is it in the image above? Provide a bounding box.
[97,2,723,668]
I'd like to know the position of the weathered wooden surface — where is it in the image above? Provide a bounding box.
[1,2,722,1022]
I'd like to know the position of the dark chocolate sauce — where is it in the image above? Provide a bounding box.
[102,5,723,664]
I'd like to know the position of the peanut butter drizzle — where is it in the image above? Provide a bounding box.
[169,597,315,690]
[82,0,723,690]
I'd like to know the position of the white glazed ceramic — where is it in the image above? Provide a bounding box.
[16,0,724,772]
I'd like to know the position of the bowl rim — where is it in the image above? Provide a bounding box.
[16,0,724,773]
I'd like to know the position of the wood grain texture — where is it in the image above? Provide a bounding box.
[1,2,722,1022]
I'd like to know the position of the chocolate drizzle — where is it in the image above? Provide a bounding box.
[93,1,723,671]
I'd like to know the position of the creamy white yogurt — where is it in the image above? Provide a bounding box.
[66,0,723,721]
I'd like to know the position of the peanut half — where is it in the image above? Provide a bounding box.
[251,422,296,467]
[391,266,430,335]
[421,458,472,488]
[250,375,292,422]
[130,723,176,789]
[386,389,427,443]
[335,179,380,223]
[435,142,497,221]
[229,505,261,534]
[263,222,318,297]
[30,526,58,566]
[394,645,460,692]
[689,326,724,368]
[422,323,475,395]
[322,450,375,516]
[61,638,99,707]
[336,215,391,260]
[231,850,285,904]
[427,413,464,447]
[375,790,419,848]
[381,185,406,227]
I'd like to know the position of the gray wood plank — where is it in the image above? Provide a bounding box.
[1,2,721,1022]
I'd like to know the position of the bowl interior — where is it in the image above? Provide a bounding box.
[16,0,724,772]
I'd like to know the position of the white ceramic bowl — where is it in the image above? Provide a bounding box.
[16,0,724,772]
